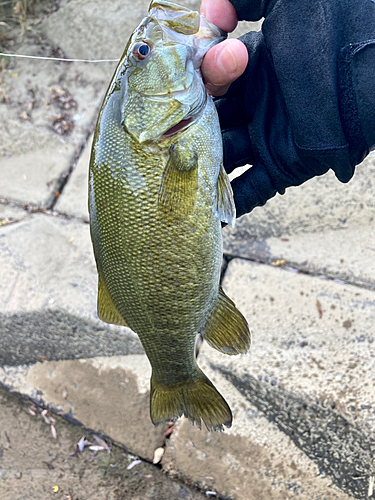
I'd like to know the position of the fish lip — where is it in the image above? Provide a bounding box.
[161,93,206,138]
[161,116,195,137]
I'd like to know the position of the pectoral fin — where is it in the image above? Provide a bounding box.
[158,143,198,216]
[215,165,236,227]
[202,287,250,355]
[98,275,128,327]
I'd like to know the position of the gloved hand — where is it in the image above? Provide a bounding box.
[201,0,375,218]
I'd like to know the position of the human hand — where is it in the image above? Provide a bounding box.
[200,0,248,96]
[200,0,371,220]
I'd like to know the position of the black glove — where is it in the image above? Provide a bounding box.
[218,0,375,218]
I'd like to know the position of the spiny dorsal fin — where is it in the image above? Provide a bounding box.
[215,165,236,227]
[202,286,250,355]
[98,275,128,327]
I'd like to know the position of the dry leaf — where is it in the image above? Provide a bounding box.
[19,110,32,122]
[89,445,105,452]
[127,459,141,470]
[271,259,286,267]
[13,1,22,14]
[93,435,109,453]
[152,447,164,464]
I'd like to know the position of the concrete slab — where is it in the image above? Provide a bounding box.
[0,212,169,459]
[54,135,92,220]
[224,225,375,290]
[0,120,75,207]
[0,387,206,500]
[163,258,375,499]
[40,0,201,63]
[224,152,375,289]
[0,204,29,226]
[0,25,112,206]
[0,356,166,462]
[226,153,375,239]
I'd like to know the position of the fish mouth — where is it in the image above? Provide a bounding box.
[161,116,195,137]
[161,95,206,137]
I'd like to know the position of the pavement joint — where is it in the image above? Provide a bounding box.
[48,123,96,210]
[223,252,375,292]
[0,199,89,225]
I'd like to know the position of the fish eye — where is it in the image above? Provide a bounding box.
[133,42,151,61]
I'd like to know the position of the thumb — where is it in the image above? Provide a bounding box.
[202,38,248,96]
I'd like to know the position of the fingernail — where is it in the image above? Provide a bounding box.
[217,45,237,75]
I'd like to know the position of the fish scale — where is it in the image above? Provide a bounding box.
[89,0,250,431]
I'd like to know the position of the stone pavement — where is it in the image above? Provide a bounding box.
[1,1,374,499]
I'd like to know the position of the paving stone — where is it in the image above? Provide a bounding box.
[0,120,76,207]
[0,13,115,206]
[220,259,375,431]
[163,258,375,500]
[0,204,29,225]
[0,62,107,206]
[0,213,168,459]
[224,153,375,289]
[226,153,375,240]
[0,387,205,500]
[0,356,165,461]
[224,225,375,290]
[40,0,200,62]
[54,135,92,220]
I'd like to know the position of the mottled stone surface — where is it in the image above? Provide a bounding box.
[163,259,375,499]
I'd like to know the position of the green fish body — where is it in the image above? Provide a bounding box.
[89,0,250,431]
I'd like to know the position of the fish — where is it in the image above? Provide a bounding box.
[89,0,251,431]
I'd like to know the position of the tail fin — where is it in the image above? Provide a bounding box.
[150,370,232,431]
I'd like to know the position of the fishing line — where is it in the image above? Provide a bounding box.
[0,52,119,62]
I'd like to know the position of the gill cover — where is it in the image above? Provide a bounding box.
[121,0,226,142]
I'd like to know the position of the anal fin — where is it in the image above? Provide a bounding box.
[98,275,128,327]
[216,165,236,227]
[202,286,250,355]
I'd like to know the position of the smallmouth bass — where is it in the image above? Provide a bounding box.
[89,0,250,431]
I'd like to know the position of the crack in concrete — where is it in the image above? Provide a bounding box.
[0,200,89,226]
[47,124,95,211]
[222,252,375,292]
[213,364,375,500]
